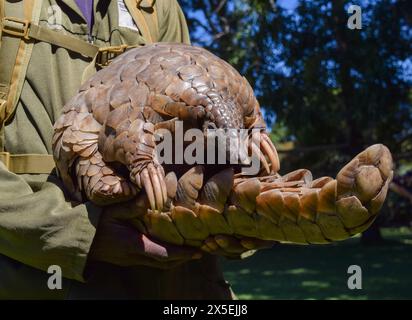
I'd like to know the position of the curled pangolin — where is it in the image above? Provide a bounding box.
[53,43,393,249]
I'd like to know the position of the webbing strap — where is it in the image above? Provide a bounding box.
[0,0,41,150]
[1,16,100,58]
[0,0,4,41]
[0,152,55,174]
[125,0,158,44]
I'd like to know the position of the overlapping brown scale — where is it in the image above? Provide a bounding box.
[367,171,392,215]
[171,205,209,240]
[77,160,89,177]
[149,49,179,64]
[317,180,337,214]
[297,218,326,244]
[108,81,134,109]
[355,165,383,203]
[143,211,184,245]
[224,205,258,238]
[254,214,285,241]
[105,104,130,130]
[315,212,350,241]
[97,62,126,86]
[256,189,285,224]
[180,87,209,107]
[177,64,204,81]
[336,196,370,229]
[58,110,77,128]
[230,178,261,214]
[336,158,359,197]
[207,63,227,81]
[282,193,302,221]
[310,176,333,188]
[164,77,192,102]
[119,59,150,81]
[101,135,116,161]
[61,128,78,145]
[91,85,111,124]
[298,189,318,221]
[129,82,150,109]
[154,52,191,72]
[199,167,234,212]
[279,218,308,244]
[197,204,233,235]
[148,69,175,94]
[78,144,98,158]
[112,131,128,163]
[376,146,393,180]
[88,171,102,191]
[174,166,204,210]
[76,113,102,133]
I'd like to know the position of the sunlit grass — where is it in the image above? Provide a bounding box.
[221,227,412,300]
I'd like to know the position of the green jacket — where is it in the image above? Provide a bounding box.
[0,0,232,299]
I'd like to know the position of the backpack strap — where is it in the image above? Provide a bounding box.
[0,152,55,174]
[9,17,101,57]
[0,0,42,150]
[124,0,159,43]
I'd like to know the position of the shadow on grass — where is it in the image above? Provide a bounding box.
[220,228,412,300]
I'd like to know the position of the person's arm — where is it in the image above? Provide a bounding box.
[0,161,203,281]
[0,162,102,282]
[157,0,191,44]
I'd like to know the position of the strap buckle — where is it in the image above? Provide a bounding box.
[96,45,129,67]
[0,152,10,170]
[1,17,30,40]
[0,98,6,114]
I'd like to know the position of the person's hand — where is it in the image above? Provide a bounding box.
[201,235,276,259]
[88,200,203,269]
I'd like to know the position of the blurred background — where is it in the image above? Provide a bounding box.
[179,0,412,299]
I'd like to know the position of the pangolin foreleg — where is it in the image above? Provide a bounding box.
[53,106,137,206]
[245,131,280,175]
[74,151,137,206]
[98,113,167,211]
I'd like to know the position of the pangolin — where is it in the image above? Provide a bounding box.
[53,43,393,249]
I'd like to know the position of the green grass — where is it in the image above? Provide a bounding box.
[220,227,412,300]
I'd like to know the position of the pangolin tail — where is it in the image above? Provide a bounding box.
[140,144,393,246]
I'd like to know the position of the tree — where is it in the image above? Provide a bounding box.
[180,0,412,241]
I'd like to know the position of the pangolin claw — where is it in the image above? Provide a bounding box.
[137,163,167,211]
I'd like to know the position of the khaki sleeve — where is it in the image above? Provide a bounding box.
[0,162,102,283]
[157,0,191,44]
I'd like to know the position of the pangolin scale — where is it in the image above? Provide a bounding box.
[53,43,393,250]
